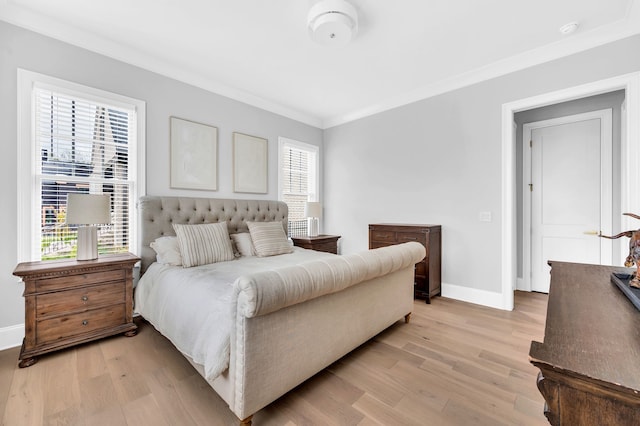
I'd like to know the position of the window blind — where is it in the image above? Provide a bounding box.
[35,88,134,260]
[280,140,318,237]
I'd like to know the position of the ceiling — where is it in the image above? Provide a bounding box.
[1,0,639,128]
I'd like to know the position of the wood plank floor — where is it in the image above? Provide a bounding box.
[0,291,548,425]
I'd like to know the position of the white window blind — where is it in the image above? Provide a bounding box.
[31,85,136,260]
[278,138,319,236]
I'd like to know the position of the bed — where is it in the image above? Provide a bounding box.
[134,196,426,425]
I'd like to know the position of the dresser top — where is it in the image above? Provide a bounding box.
[369,223,441,229]
[529,261,640,393]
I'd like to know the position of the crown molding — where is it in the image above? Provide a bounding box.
[322,3,640,128]
[0,6,323,128]
[2,1,639,130]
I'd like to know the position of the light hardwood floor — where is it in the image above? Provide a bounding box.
[1,291,548,425]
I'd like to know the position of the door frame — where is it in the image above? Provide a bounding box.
[500,71,640,310]
[521,109,613,292]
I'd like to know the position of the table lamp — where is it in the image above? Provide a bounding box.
[66,193,111,260]
[304,202,322,237]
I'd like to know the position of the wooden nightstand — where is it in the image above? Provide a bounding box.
[13,252,140,368]
[291,235,341,254]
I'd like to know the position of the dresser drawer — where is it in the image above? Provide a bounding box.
[415,261,427,276]
[35,269,125,292]
[369,241,396,249]
[36,283,125,318]
[397,232,426,243]
[370,230,396,242]
[37,304,126,344]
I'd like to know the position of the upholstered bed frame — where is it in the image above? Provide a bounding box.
[138,196,288,275]
[136,195,425,424]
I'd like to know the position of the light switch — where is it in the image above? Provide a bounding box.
[479,211,492,222]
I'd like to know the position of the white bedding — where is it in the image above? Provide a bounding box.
[134,247,335,381]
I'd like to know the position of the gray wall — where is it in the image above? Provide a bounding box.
[323,34,640,298]
[0,21,322,332]
[514,91,626,278]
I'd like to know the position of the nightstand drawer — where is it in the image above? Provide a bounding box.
[310,242,338,253]
[35,269,125,292]
[370,230,396,242]
[36,283,125,318]
[37,304,126,344]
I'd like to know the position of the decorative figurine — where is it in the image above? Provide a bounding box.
[600,213,640,288]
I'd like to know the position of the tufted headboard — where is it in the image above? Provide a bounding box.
[138,196,288,274]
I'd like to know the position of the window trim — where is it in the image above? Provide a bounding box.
[17,69,146,262]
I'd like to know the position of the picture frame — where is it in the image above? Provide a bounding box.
[170,117,218,191]
[233,132,268,193]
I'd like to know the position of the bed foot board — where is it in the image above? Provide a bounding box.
[239,415,253,426]
[404,313,411,323]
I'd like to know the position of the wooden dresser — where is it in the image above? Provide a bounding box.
[529,261,640,425]
[13,253,139,367]
[291,234,340,254]
[369,223,441,303]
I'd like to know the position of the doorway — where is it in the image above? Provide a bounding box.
[523,109,613,292]
[500,72,640,311]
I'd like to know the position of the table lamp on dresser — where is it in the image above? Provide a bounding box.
[66,193,111,260]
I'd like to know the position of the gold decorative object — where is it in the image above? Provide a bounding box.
[600,213,640,288]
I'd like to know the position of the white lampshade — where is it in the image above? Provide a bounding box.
[66,193,111,261]
[66,194,111,225]
[304,202,322,218]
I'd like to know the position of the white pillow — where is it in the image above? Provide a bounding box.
[150,236,182,266]
[247,221,294,257]
[173,222,235,267]
[231,232,257,257]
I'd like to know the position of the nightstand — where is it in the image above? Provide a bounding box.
[13,252,140,368]
[291,235,341,254]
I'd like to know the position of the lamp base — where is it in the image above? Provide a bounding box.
[308,218,319,237]
[76,225,98,261]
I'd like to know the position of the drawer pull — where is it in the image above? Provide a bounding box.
[81,295,89,302]
[82,320,88,326]
[405,237,417,241]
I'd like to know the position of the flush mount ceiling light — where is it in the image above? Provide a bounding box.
[559,21,579,35]
[307,0,358,46]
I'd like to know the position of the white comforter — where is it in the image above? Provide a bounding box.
[134,247,334,381]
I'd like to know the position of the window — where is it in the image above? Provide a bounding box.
[17,70,145,262]
[278,137,319,236]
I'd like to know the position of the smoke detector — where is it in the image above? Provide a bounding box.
[307,0,358,46]
[559,21,579,35]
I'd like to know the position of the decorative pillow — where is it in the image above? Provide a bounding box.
[150,236,182,266]
[231,232,257,257]
[173,222,235,267]
[247,221,294,257]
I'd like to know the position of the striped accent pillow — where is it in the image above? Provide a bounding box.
[173,222,235,267]
[247,221,293,257]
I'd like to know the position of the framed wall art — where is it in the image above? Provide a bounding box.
[233,132,268,193]
[170,117,218,191]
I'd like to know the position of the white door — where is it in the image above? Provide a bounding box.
[524,110,612,293]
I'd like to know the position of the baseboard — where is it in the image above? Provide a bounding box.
[441,282,507,310]
[0,324,24,351]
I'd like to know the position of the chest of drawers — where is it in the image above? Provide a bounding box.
[13,253,139,367]
[369,223,441,303]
